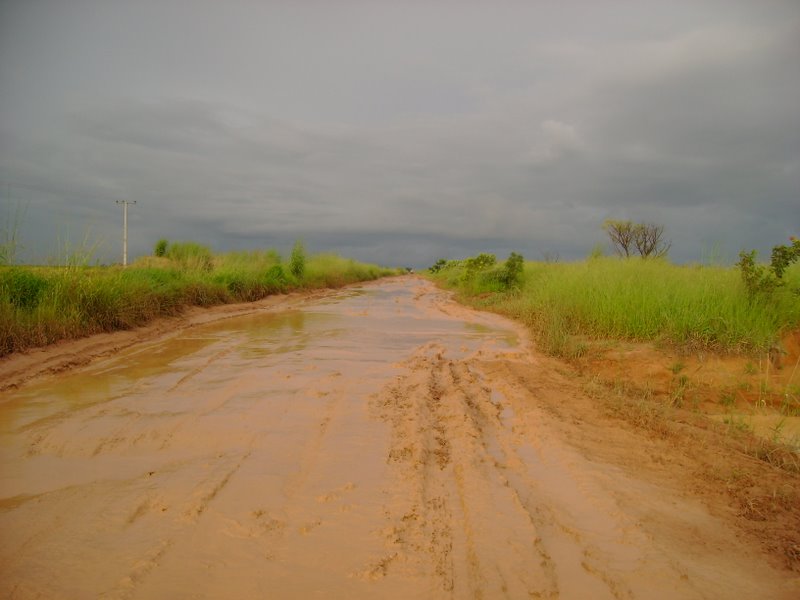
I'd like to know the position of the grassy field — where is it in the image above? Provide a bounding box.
[0,243,397,357]
[430,255,800,357]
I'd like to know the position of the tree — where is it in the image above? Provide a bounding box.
[770,236,800,278]
[603,220,671,258]
[603,220,636,257]
[633,223,671,258]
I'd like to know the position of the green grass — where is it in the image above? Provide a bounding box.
[0,246,397,357]
[430,256,800,356]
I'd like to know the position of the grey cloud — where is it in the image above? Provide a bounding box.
[1,1,798,268]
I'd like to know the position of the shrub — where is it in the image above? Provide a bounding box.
[154,238,169,257]
[464,253,496,273]
[290,240,306,279]
[429,258,449,273]
[737,250,780,298]
[501,252,525,288]
[264,264,289,291]
[0,268,50,309]
[738,237,800,298]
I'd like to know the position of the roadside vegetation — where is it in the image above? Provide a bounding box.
[429,238,800,357]
[428,234,800,455]
[0,240,397,357]
[428,236,800,528]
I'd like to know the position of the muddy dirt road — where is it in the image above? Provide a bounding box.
[1,277,797,599]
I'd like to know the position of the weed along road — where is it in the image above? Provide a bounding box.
[0,277,796,599]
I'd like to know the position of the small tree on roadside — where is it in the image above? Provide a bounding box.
[604,220,671,258]
[770,236,800,278]
[603,220,636,257]
[633,223,671,258]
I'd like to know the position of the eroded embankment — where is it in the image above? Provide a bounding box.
[0,277,798,599]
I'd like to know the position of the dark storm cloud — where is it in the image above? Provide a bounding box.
[1,1,798,267]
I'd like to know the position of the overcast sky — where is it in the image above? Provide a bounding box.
[1,0,798,267]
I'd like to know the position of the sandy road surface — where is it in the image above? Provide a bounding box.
[1,277,797,599]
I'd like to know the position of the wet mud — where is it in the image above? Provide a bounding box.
[1,277,797,598]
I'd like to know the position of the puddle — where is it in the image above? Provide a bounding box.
[0,277,521,475]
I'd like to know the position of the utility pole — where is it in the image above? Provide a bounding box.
[116,200,136,266]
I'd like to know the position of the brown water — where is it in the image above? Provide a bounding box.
[1,278,796,599]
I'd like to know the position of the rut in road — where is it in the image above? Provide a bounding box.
[372,344,560,597]
[370,342,709,599]
[0,277,797,599]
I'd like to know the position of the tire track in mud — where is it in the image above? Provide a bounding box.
[370,339,747,599]
[371,343,561,598]
[122,459,251,596]
[124,368,355,597]
[165,344,240,394]
[16,338,244,461]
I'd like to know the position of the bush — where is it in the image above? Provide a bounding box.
[0,268,50,309]
[464,253,496,273]
[154,239,168,257]
[290,240,306,279]
[429,258,449,273]
[474,252,525,291]
[264,264,289,291]
[737,250,781,298]
[738,237,800,298]
[501,252,525,288]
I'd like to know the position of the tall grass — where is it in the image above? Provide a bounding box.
[431,256,800,356]
[0,245,397,356]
